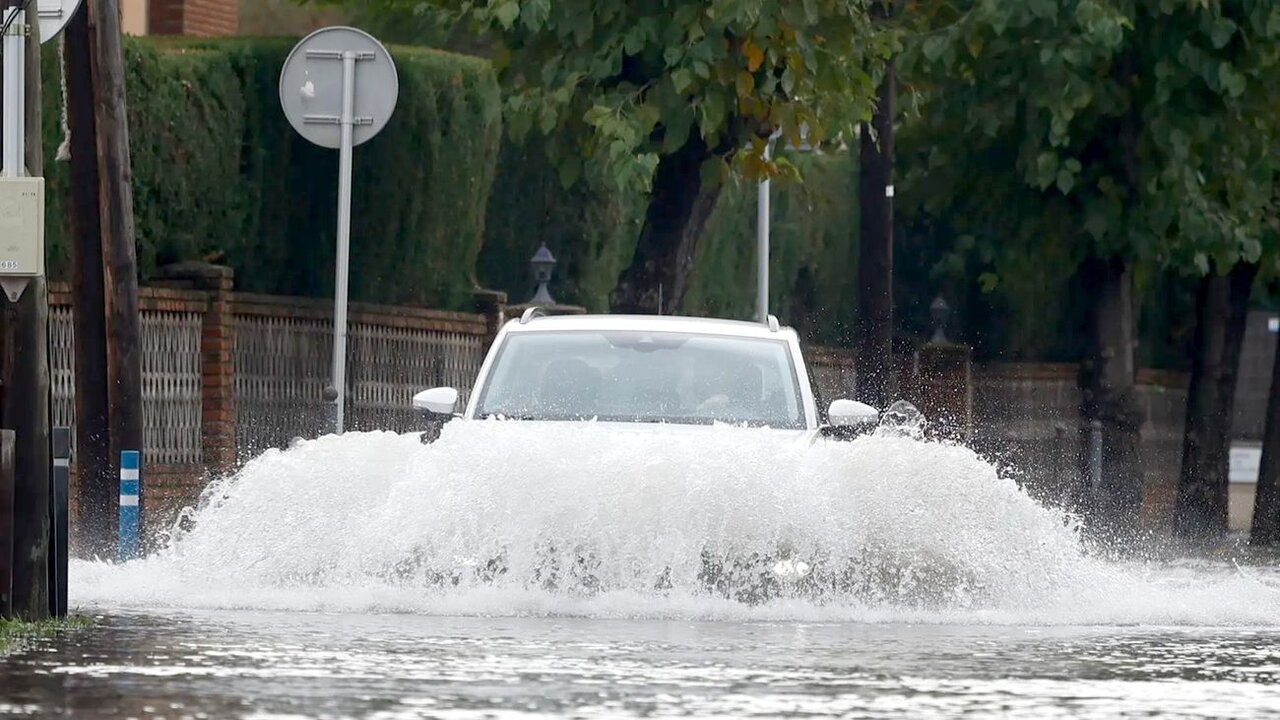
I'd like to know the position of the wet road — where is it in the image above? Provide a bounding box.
[3,609,1279,718]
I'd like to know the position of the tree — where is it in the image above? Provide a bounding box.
[857,1,897,410]
[337,0,893,313]
[898,0,1280,541]
[1251,286,1280,546]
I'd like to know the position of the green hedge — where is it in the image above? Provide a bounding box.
[480,137,643,311]
[41,37,501,309]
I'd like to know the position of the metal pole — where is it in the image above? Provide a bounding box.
[331,50,357,435]
[756,139,776,325]
[2,5,25,178]
[1089,419,1103,492]
[49,427,69,618]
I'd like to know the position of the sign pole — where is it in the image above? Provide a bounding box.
[331,50,357,435]
[280,26,399,437]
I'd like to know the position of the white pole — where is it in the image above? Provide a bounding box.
[2,6,25,178]
[332,50,357,435]
[756,140,773,324]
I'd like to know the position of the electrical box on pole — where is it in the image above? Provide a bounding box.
[1,0,75,303]
[279,26,399,435]
[0,177,44,301]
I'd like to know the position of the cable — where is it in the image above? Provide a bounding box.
[0,0,36,62]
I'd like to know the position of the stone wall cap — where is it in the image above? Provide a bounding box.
[157,262,234,280]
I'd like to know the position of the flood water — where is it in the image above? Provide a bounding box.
[4,424,1280,717]
[2,608,1279,718]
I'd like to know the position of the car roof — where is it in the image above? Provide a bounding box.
[504,312,798,341]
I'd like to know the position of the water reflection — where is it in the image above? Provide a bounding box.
[3,611,1278,718]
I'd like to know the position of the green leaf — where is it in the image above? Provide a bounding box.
[672,69,695,94]
[923,36,947,63]
[1028,0,1055,20]
[699,92,727,138]
[494,1,519,29]
[1219,63,1247,97]
[557,156,582,189]
[1034,152,1059,190]
[663,108,694,153]
[1210,17,1237,49]
[780,67,796,95]
[623,26,646,55]
[1055,168,1075,195]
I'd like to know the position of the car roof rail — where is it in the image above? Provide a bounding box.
[767,314,780,332]
[520,306,548,324]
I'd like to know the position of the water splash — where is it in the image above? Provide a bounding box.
[877,400,928,439]
[71,422,1280,625]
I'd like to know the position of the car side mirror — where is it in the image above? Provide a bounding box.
[413,387,459,416]
[828,399,880,428]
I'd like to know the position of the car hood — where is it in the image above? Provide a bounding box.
[462,418,818,445]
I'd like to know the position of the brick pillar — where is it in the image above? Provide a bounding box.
[473,288,508,354]
[149,0,238,37]
[917,343,973,441]
[155,263,235,475]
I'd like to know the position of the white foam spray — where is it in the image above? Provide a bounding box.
[72,421,1280,625]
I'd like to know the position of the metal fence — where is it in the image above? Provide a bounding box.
[48,306,204,465]
[233,312,486,457]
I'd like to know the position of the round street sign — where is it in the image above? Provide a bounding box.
[36,0,83,45]
[279,26,400,150]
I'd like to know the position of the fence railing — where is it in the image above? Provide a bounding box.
[231,293,489,458]
[48,291,205,466]
[46,268,1194,531]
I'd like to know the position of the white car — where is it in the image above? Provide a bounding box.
[413,308,881,439]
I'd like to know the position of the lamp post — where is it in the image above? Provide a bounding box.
[930,295,950,343]
[528,243,557,306]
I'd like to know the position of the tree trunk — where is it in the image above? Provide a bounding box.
[856,59,895,409]
[1079,255,1144,542]
[611,135,722,315]
[1251,322,1280,546]
[65,2,114,558]
[1174,261,1258,541]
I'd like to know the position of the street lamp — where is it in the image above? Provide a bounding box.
[528,242,557,305]
[757,131,781,325]
[930,295,951,343]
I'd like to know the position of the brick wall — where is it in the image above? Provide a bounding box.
[149,0,238,37]
[972,363,1190,528]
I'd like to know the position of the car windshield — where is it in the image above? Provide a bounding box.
[474,330,806,429]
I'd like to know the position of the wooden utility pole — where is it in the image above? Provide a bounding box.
[64,1,113,558]
[1251,324,1280,546]
[0,0,52,620]
[0,431,12,617]
[856,13,896,410]
[91,0,144,511]
[64,0,143,557]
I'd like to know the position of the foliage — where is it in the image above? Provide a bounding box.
[898,0,1280,324]
[339,0,893,192]
[40,36,501,309]
[0,616,91,654]
[684,148,861,344]
[480,136,643,311]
